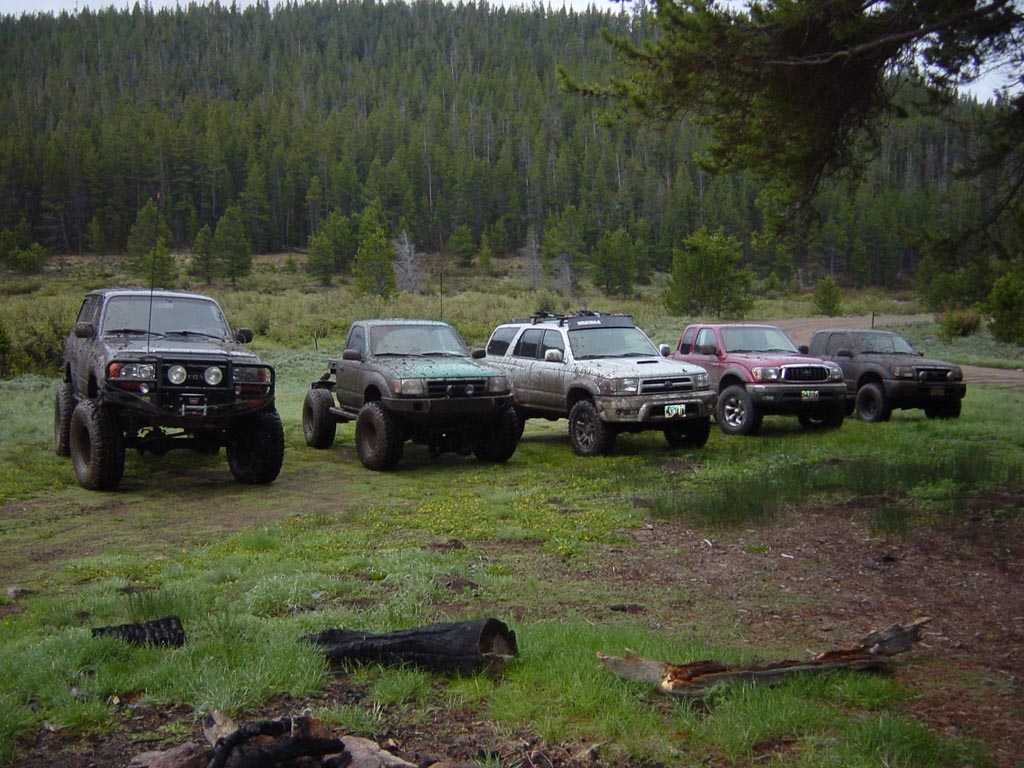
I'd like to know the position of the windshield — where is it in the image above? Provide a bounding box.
[100,296,231,339]
[568,326,659,359]
[720,326,798,354]
[857,331,917,355]
[369,324,470,357]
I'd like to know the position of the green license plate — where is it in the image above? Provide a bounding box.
[664,403,687,418]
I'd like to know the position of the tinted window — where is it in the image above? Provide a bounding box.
[541,330,564,356]
[513,328,544,359]
[486,326,518,356]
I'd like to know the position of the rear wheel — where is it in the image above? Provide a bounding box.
[925,398,962,419]
[663,416,711,448]
[475,407,520,463]
[302,388,337,448]
[798,402,845,430]
[855,383,891,422]
[716,385,763,436]
[568,399,615,456]
[54,382,74,456]
[227,410,285,484]
[69,399,125,491]
[355,401,404,470]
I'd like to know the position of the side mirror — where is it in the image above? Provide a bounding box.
[798,344,809,354]
[235,327,253,343]
[74,321,94,339]
[544,348,564,363]
[696,343,718,356]
[342,348,362,361]
[471,348,486,359]
[659,344,671,357]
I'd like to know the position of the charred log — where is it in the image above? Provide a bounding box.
[306,617,517,675]
[91,615,186,647]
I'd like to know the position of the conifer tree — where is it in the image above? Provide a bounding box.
[352,200,396,298]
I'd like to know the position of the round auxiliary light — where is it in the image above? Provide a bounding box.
[168,365,187,385]
[204,366,223,385]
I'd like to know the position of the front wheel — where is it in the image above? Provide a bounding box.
[855,382,891,422]
[302,388,337,448]
[355,401,404,470]
[716,385,763,436]
[663,416,711,448]
[568,399,615,456]
[69,399,125,491]
[227,410,285,484]
[475,407,521,463]
[54,382,74,456]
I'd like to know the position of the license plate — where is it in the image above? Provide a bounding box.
[664,403,687,418]
[800,390,819,401]
[930,387,945,396]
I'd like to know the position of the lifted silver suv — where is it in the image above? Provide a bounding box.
[485,311,716,455]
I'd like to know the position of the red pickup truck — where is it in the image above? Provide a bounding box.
[671,323,847,435]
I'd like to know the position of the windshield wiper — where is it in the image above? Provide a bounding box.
[104,328,163,337]
[164,330,224,340]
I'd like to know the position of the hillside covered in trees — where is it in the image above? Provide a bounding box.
[0,0,1007,294]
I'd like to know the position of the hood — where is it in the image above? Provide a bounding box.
[856,352,957,369]
[373,355,504,378]
[101,336,261,362]
[575,356,706,377]
[734,352,830,367]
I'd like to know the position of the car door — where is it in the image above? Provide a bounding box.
[530,329,570,411]
[690,327,726,388]
[335,324,367,407]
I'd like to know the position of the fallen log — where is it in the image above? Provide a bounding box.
[598,616,931,697]
[306,617,517,675]
[91,615,186,647]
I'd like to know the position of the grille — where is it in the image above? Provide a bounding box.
[918,368,951,383]
[639,376,696,394]
[780,365,831,383]
[425,378,489,397]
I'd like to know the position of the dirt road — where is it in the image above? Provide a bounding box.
[774,313,1024,386]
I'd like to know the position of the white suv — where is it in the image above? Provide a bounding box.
[485,311,716,455]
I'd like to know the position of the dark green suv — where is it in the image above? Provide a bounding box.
[302,319,519,470]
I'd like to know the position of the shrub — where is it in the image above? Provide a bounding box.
[938,308,982,341]
[812,276,842,316]
[987,269,1024,344]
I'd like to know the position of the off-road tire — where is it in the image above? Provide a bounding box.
[227,409,285,484]
[798,402,845,430]
[474,407,520,463]
[855,382,891,422]
[355,401,405,470]
[302,388,337,448]
[568,399,616,456]
[69,398,126,491]
[663,416,711,448]
[54,382,74,456]
[716,385,763,436]
[925,398,962,419]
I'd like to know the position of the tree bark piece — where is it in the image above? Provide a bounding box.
[599,617,931,697]
[306,617,517,675]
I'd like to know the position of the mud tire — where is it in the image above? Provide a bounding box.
[54,382,74,457]
[568,399,615,456]
[716,385,763,436]
[355,401,405,470]
[663,416,711,448]
[69,399,126,491]
[227,409,285,484]
[474,407,520,463]
[302,388,337,448]
[855,382,891,422]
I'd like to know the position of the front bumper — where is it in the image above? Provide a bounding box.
[384,394,514,427]
[883,380,966,408]
[747,382,847,414]
[594,390,717,424]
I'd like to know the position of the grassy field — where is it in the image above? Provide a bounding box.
[1,259,1022,766]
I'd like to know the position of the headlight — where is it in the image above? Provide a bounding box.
[828,365,844,381]
[694,372,709,389]
[204,366,224,385]
[950,367,963,381]
[391,378,426,396]
[751,366,781,381]
[890,366,915,379]
[167,364,187,385]
[487,375,511,394]
[598,377,639,395]
[235,366,269,383]
[109,362,155,379]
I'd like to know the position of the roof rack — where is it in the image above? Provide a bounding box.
[509,310,634,327]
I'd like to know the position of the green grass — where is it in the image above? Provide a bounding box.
[0,272,1021,766]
